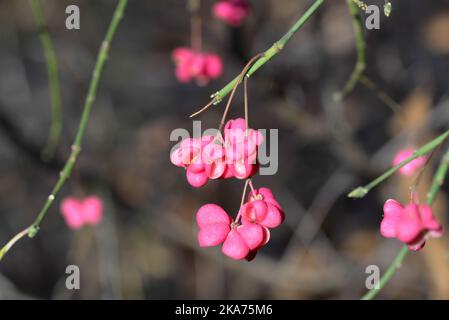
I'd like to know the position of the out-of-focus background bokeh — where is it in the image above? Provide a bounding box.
[1,0,449,299]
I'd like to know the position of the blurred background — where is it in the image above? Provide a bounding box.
[1,0,449,299]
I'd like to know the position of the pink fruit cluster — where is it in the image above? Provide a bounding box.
[213,0,250,27]
[381,199,443,251]
[171,116,284,260]
[172,47,223,85]
[60,196,103,230]
[170,118,263,188]
[197,187,284,260]
[392,148,427,177]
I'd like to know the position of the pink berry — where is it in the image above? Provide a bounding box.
[380,199,403,238]
[172,47,194,62]
[60,196,104,230]
[186,167,208,188]
[213,0,250,27]
[82,196,103,225]
[170,138,201,168]
[241,188,285,228]
[196,204,232,247]
[202,143,226,179]
[222,229,250,260]
[380,199,443,251]
[172,47,195,83]
[172,47,223,84]
[196,203,271,260]
[223,118,264,179]
[175,65,193,83]
[205,54,223,78]
[392,148,427,176]
[231,161,256,179]
[236,223,264,250]
[60,198,85,229]
[197,204,231,227]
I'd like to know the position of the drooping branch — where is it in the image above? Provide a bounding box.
[29,0,63,160]
[0,0,129,261]
[334,0,365,101]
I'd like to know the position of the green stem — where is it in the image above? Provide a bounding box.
[334,0,365,101]
[0,227,32,261]
[362,147,449,300]
[209,0,325,104]
[351,0,368,11]
[0,0,128,261]
[348,130,449,198]
[29,0,63,160]
[362,245,409,300]
[427,148,449,205]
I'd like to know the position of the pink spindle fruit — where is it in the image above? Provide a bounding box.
[60,196,103,230]
[380,199,443,251]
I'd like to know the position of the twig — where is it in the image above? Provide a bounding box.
[361,245,409,300]
[188,0,202,52]
[29,0,63,160]
[244,76,249,129]
[191,53,263,119]
[0,227,32,261]
[427,147,449,205]
[359,75,401,114]
[191,0,325,113]
[348,129,449,198]
[351,0,368,11]
[334,0,365,101]
[217,53,263,131]
[0,0,128,262]
[235,179,250,223]
[189,100,215,118]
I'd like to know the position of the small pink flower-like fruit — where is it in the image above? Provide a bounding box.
[171,47,223,85]
[241,187,285,229]
[170,119,264,185]
[221,224,265,260]
[213,0,250,27]
[224,118,263,151]
[392,148,427,176]
[196,204,267,260]
[170,136,217,188]
[223,118,263,179]
[186,166,209,188]
[172,47,195,83]
[60,196,103,230]
[380,199,443,251]
[197,204,231,247]
[204,54,223,79]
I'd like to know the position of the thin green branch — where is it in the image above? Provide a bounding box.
[348,130,449,198]
[29,0,62,160]
[362,245,408,300]
[362,146,449,300]
[0,227,32,261]
[0,0,128,261]
[334,0,366,101]
[209,0,324,105]
[427,147,449,205]
[351,0,368,11]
